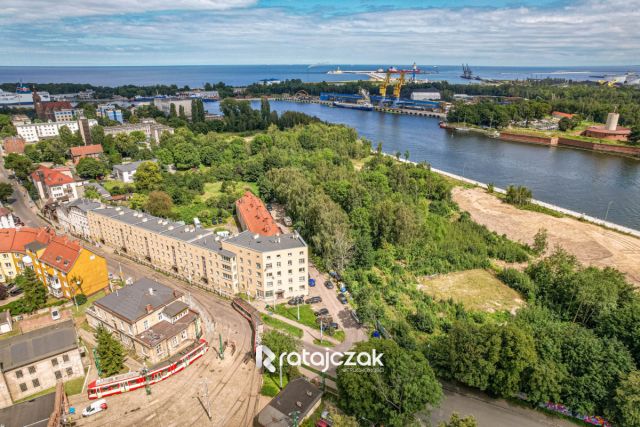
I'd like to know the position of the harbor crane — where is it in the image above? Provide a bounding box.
[378,69,407,105]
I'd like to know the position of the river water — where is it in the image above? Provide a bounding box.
[208,100,640,231]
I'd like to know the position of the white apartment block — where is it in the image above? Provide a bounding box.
[103,120,174,144]
[15,119,98,143]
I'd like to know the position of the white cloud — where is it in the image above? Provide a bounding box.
[1,0,639,65]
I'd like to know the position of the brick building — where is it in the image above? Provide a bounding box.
[69,144,103,165]
[235,191,280,236]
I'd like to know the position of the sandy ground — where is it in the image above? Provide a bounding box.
[453,187,640,286]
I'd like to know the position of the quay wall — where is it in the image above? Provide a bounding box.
[557,137,640,157]
[499,132,558,146]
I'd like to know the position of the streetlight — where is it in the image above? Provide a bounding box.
[604,201,614,222]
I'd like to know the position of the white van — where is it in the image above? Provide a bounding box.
[82,399,108,417]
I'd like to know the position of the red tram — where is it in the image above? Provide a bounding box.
[87,338,208,399]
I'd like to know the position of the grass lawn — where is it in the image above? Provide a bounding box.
[202,181,258,200]
[328,330,345,343]
[261,314,304,338]
[73,290,106,318]
[420,269,524,314]
[261,372,288,397]
[273,304,318,330]
[313,338,334,347]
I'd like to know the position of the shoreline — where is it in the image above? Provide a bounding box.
[383,153,640,237]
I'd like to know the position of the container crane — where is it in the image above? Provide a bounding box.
[378,71,392,105]
[392,71,406,104]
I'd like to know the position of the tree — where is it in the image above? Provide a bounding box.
[76,157,108,179]
[95,325,125,377]
[337,339,442,426]
[611,370,640,427]
[4,153,34,180]
[629,125,640,146]
[169,103,177,118]
[505,185,532,206]
[261,330,301,386]
[558,117,572,131]
[172,143,200,170]
[532,228,548,255]
[133,161,163,192]
[144,191,174,217]
[14,269,47,313]
[439,413,477,427]
[0,182,12,203]
[84,186,101,200]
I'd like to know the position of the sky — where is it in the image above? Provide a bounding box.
[1,0,639,66]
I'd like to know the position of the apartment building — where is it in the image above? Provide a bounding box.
[24,235,108,299]
[103,119,174,144]
[15,119,98,143]
[154,98,193,118]
[235,191,280,236]
[113,160,150,183]
[0,320,83,408]
[97,104,124,123]
[86,206,309,300]
[56,199,101,239]
[86,277,201,364]
[0,207,15,229]
[30,165,79,203]
[0,227,55,284]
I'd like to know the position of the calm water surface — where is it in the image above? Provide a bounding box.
[208,101,640,231]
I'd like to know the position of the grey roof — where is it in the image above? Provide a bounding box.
[136,311,197,347]
[0,391,56,427]
[94,278,182,323]
[0,320,77,372]
[113,160,146,174]
[191,235,236,258]
[225,230,307,253]
[255,378,322,427]
[162,300,189,318]
[66,198,101,212]
[24,241,48,252]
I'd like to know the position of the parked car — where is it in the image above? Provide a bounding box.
[329,322,340,330]
[8,286,23,296]
[82,399,107,417]
[283,216,293,226]
[329,271,343,282]
[337,293,348,304]
[305,296,322,304]
[308,278,316,287]
[288,296,304,305]
[314,308,329,317]
[324,280,334,289]
[266,203,273,211]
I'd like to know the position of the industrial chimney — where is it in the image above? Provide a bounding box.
[605,113,619,131]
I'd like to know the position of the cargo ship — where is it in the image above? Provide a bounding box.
[0,84,50,106]
[332,88,374,111]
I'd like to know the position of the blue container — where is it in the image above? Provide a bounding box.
[309,278,316,287]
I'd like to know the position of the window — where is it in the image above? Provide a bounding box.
[28,366,36,374]
[181,330,188,340]
[156,344,163,355]
[55,371,62,380]
[51,358,58,366]
[299,276,305,282]
[19,383,27,392]
[158,312,163,321]
[143,320,149,330]
[276,262,281,267]
[15,370,23,379]
[62,354,69,363]
[299,258,305,264]
[288,260,292,266]
[171,336,178,347]
[66,367,73,376]
[32,379,40,388]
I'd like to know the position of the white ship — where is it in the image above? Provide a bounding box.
[0,84,50,106]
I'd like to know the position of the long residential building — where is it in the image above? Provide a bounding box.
[15,119,98,143]
[103,119,173,143]
[86,205,309,300]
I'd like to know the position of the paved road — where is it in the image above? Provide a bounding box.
[0,156,39,227]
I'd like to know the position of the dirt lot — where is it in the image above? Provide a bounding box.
[419,269,524,314]
[453,187,640,286]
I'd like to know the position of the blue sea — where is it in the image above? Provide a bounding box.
[1,64,638,87]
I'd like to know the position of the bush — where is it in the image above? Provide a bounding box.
[498,268,536,301]
[74,294,88,305]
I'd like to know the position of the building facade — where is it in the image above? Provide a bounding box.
[86,205,308,300]
[154,98,193,118]
[69,144,104,165]
[53,109,83,122]
[1,136,26,155]
[55,199,101,239]
[97,104,124,123]
[0,320,83,408]
[15,119,98,143]
[86,278,201,364]
[103,120,174,143]
[0,207,15,229]
[235,191,280,236]
[30,165,79,203]
[0,227,55,284]
[112,160,148,183]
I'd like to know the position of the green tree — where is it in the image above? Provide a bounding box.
[611,370,640,427]
[129,193,148,210]
[0,182,12,203]
[169,103,177,118]
[172,143,200,170]
[629,125,640,146]
[133,161,163,192]
[144,190,174,217]
[532,228,548,255]
[337,339,442,426]
[84,186,101,200]
[14,269,47,313]
[261,330,301,387]
[95,325,125,377]
[4,153,34,180]
[76,157,108,179]
[505,185,532,206]
[439,413,478,427]
[558,117,572,131]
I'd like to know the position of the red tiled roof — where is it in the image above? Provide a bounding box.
[38,236,82,273]
[2,136,26,154]
[31,165,75,187]
[235,191,280,236]
[40,101,72,112]
[0,227,55,254]
[70,144,103,157]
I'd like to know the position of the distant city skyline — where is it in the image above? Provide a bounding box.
[1,0,639,66]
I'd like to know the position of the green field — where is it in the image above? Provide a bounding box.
[261,314,304,338]
[420,269,524,314]
[202,181,258,199]
[273,304,318,329]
